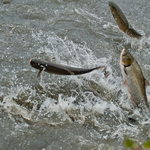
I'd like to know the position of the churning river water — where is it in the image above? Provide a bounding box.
[0,0,150,149]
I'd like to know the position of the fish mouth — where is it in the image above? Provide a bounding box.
[120,49,133,67]
[29,59,32,65]
[121,49,126,56]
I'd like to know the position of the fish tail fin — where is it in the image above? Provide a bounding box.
[95,66,106,70]
[95,66,110,78]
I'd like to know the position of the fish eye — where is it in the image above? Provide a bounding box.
[123,54,131,61]
[122,54,133,67]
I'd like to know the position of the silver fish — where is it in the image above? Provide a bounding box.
[120,49,149,108]
[109,1,142,39]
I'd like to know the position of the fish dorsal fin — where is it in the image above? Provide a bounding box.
[96,66,105,70]
[45,57,51,62]
[145,78,150,87]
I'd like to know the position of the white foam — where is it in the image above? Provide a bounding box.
[1,86,35,120]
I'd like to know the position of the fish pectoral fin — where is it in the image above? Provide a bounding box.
[67,70,74,75]
[129,95,133,100]
[37,69,43,78]
[118,26,121,31]
[145,78,150,87]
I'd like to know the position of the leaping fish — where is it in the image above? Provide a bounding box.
[120,49,149,108]
[29,59,105,77]
[109,1,142,39]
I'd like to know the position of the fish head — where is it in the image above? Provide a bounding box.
[120,49,134,67]
[29,59,45,70]
[109,1,117,12]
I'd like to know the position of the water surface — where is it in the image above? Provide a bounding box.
[0,0,150,149]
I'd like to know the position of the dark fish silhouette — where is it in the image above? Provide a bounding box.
[30,59,105,77]
[109,1,142,39]
[120,49,149,108]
